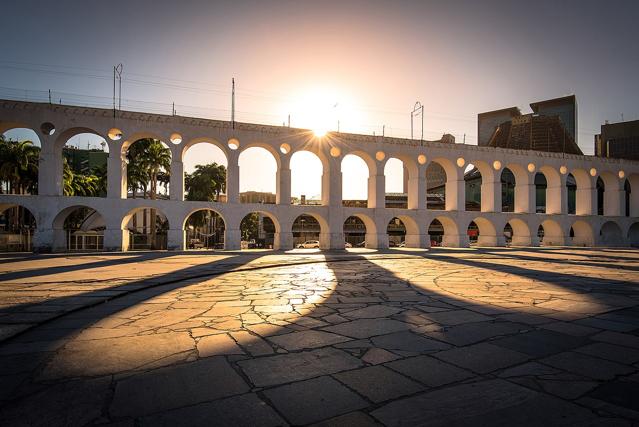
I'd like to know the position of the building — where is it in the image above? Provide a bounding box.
[478,95,581,155]
[239,191,276,204]
[62,146,108,174]
[595,119,639,161]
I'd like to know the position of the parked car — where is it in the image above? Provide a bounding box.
[297,240,320,249]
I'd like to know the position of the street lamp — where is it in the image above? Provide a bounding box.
[411,102,424,143]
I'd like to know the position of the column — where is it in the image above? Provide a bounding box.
[481,179,502,213]
[103,228,128,251]
[365,232,388,249]
[441,233,470,248]
[404,233,430,248]
[546,176,567,215]
[38,146,62,196]
[407,176,426,210]
[514,183,535,213]
[576,185,596,216]
[445,179,465,211]
[170,160,184,201]
[322,170,342,206]
[167,228,185,250]
[368,174,385,208]
[477,234,506,247]
[604,181,623,217]
[274,231,294,250]
[32,229,54,253]
[107,153,127,199]
[276,167,291,205]
[226,161,239,204]
[224,228,241,250]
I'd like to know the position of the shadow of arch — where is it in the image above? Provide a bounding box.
[599,221,623,247]
[571,220,594,247]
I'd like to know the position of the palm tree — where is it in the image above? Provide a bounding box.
[185,163,227,202]
[0,136,40,194]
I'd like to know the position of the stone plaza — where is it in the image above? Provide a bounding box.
[1,247,639,425]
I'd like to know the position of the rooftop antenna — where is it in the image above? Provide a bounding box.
[113,63,123,116]
[231,78,235,129]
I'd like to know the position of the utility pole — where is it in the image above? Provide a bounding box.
[383,125,385,137]
[288,114,290,127]
[113,63,123,116]
[48,89,51,104]
[231,78,235,129]
[411,102,424,143]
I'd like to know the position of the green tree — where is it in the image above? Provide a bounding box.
[0,136,40,194]
[185,163,227,202]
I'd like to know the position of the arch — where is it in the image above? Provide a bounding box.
[539,219,565,246]
[55,127,107,151]
[183,208,226,250]
[240,211,280,249]
[292,213,328,249]
[425,161,448,210]
[384,157,407,209]
[566,173,576,214]
[428,216,463,247]
[0,129,41,195]
[505,218,533,247]
[61,131,109,198]
[467,217,500,247]
[0,204,37,252]
[180,137,228,162]
[238,146,277,203]
[500,167,516,212]
[538,166,562,214]
[290,150,323,205]
[387,217,406,247]
[341,153,371,207]
[183,142,228,202]
[125,137,172,200]
[121,206,169,250]
[344,215,368,248]
[53,205,106,251]
[628,222,639,247]
[534,173,548,213]
[596,176,605,216]
[571,220,594,247]
[628,173,639,217]
[599,171,621,216]
[570,168,594,215]
[624,179,631,217]
[464,164,482,212]
[599,221,623,246]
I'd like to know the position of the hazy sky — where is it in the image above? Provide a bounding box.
[2,0,638,198]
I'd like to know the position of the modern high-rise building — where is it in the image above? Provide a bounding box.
[595,119,639,161]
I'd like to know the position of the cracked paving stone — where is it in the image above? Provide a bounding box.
[421,321,527,346]
[238,347,363,387]
[490,329,589,358]
[433,342,530,374]
[139,393,285,427]
[334,365,424,403]
[540,351,635,380]
[371,379,597,426]
[370,331,451,353]
[263,375,368,425]
[267,329,351,351]
[385,355,474,388]
[110,356,250,417]
[197,333,244,357]
[421,309,494,326]
[343,305,404,319]
[574,342,639,364]
[361,347,402,365]
[321,318,412,339]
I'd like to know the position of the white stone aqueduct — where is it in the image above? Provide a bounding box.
[1,100,639,252]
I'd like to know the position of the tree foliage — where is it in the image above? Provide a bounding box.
[0,136,39,194]
[185,163,226,202]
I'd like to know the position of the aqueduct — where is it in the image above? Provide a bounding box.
[2,99,639,251]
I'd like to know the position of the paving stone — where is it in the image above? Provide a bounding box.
[587,380,639,413]
[110,357,250,417]
[230,331,274,356]
[540,321,600,336]
[321,318,411,339]
[238,347,363,387]
[592,330,639,349]
[334,365,424,403]
[370,331,450,353]
[386,355,474,387]
[433,342,530,374]
[422,309,494,325]
[371,379,596,426]
[267,330,351,350]
[540,351,635,380]
[490,329,588,357]
[422,321,527,346]
[139,393,285,427]
[343,305,403,319]
[309,411,382,427]
[361,347,402,365]
[263,376,368,425]
[575,317,637,333]
[197,333,244,356]
[40,332,195,379]
[575,342,639,364]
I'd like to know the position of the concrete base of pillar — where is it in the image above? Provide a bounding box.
[320,232,345,250]
[405,233,430,248]
[33,229,54,253]
[442,234,470,248]
[274,231,294,250]
[103,229,128,251]
[572,236,594,247]
[541,235,565,246]
[511,235,538,247]
[52,229,66,252]
[365,233,388,249]
[476,235,506,247]
[167,229,185,251]
[224,229,241,250]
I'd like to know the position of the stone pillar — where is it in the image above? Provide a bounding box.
[107,153,127,199]
[511,235,536,247]
[170,161,184,201]
[368,174,385,208]
[441,233,469,248]
[167,228,185,251]
[365,233,388,249]
[32,229,54,253]
[276,167,291,205]
[103,228,128,251]
[546,176,567,215]
[477,234,506,247]
[604,184,623,217]
[226,161,240,204]
[52,228,66,252]
[541,234,566,246]
[514,184,535,213]
[319,232,345,250]
[481,179,502,213]
[323,170,342,206]
[403,165,409,194]
[224,228,241,250]
[38,147,62,196]
[576,185,596,216]
[274,231,294,250]
[407,176,426,210]
[445,180,465,211]
[404,233,430,248]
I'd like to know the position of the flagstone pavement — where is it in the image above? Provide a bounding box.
[1,247,639,426]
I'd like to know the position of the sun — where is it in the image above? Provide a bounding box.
[286,87,362,136]
[313,128,327,137]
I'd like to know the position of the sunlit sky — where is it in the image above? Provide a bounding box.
[2,0,638,198]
